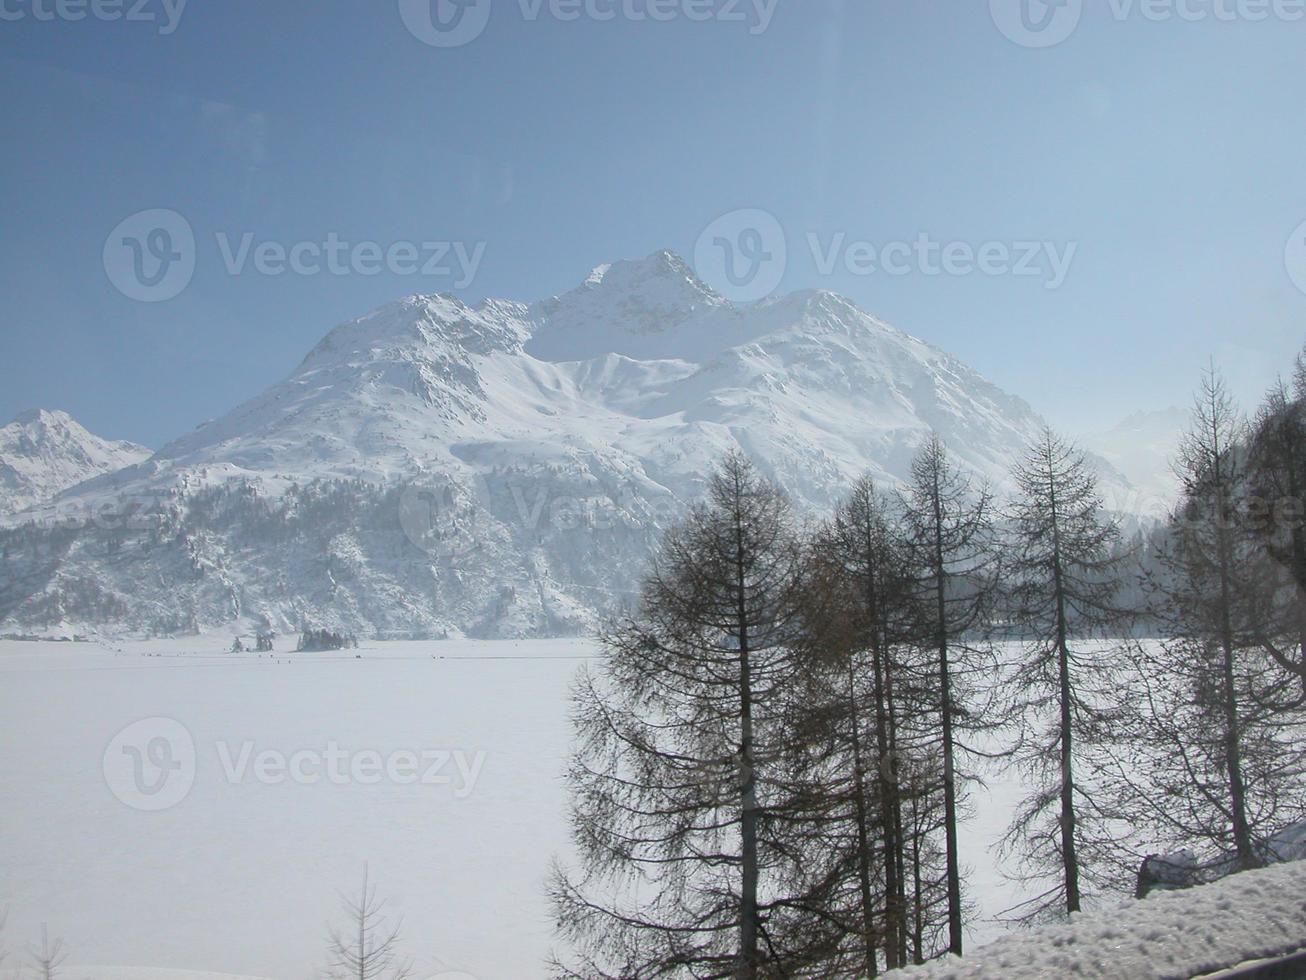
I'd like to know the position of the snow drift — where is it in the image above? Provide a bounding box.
[891,860,1306,979]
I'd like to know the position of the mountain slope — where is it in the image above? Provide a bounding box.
[1080,407,1188,513]
[0,409,150,516]
[0,252,1134,639]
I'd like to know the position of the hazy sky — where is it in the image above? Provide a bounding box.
[2,1,1304,448]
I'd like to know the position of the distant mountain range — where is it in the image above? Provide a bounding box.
[0,409,149,518]
[1081,407,1188,512]
[0,251,1145,639]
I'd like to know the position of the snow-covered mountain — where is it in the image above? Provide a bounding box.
[0,409,150,517]
[1081,407,1188,513]
[0,251,1133,638]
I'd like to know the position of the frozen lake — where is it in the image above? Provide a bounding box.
[0,637,1030,978]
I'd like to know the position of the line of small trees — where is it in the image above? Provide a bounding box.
[550,348,1306,978]
[298,628,360,652]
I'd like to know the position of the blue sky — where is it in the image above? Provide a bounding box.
[1,0,1304,448]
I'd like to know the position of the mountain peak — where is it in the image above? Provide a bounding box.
[528,250,732,362]
[0,410,151,517]
[299,292,531,373]
[584,249,701,287]
[9,407,74,428]
[570,249,721,310]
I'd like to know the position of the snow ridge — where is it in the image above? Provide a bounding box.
[0,408,150,516]
[891,861,1306,980]
[0,251,1135,638]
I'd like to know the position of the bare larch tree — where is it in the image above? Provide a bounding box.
[551,451,812,978]
[899,434,1001,956]
[324,865,413,980]
[1247,357,1306,697]
[1109,367,1306,878]
[1000,427,1130,919]
[29,924,66,980]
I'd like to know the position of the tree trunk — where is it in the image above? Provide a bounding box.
[886,654,909,968]
[1212,427,1256,870]
[932,475,964,956]
[737,521,759,979]
[1048,471,1082,914]
[910,792,925,966]
[848,660,879,978]
[863,533,899,971]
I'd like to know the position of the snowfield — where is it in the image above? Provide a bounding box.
[0,637,580,979]
[891,860,1306,979]
[1,636,1034,979]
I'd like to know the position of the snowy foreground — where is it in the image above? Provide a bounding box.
[2,637,1028,978]
[893,860,1306,979]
